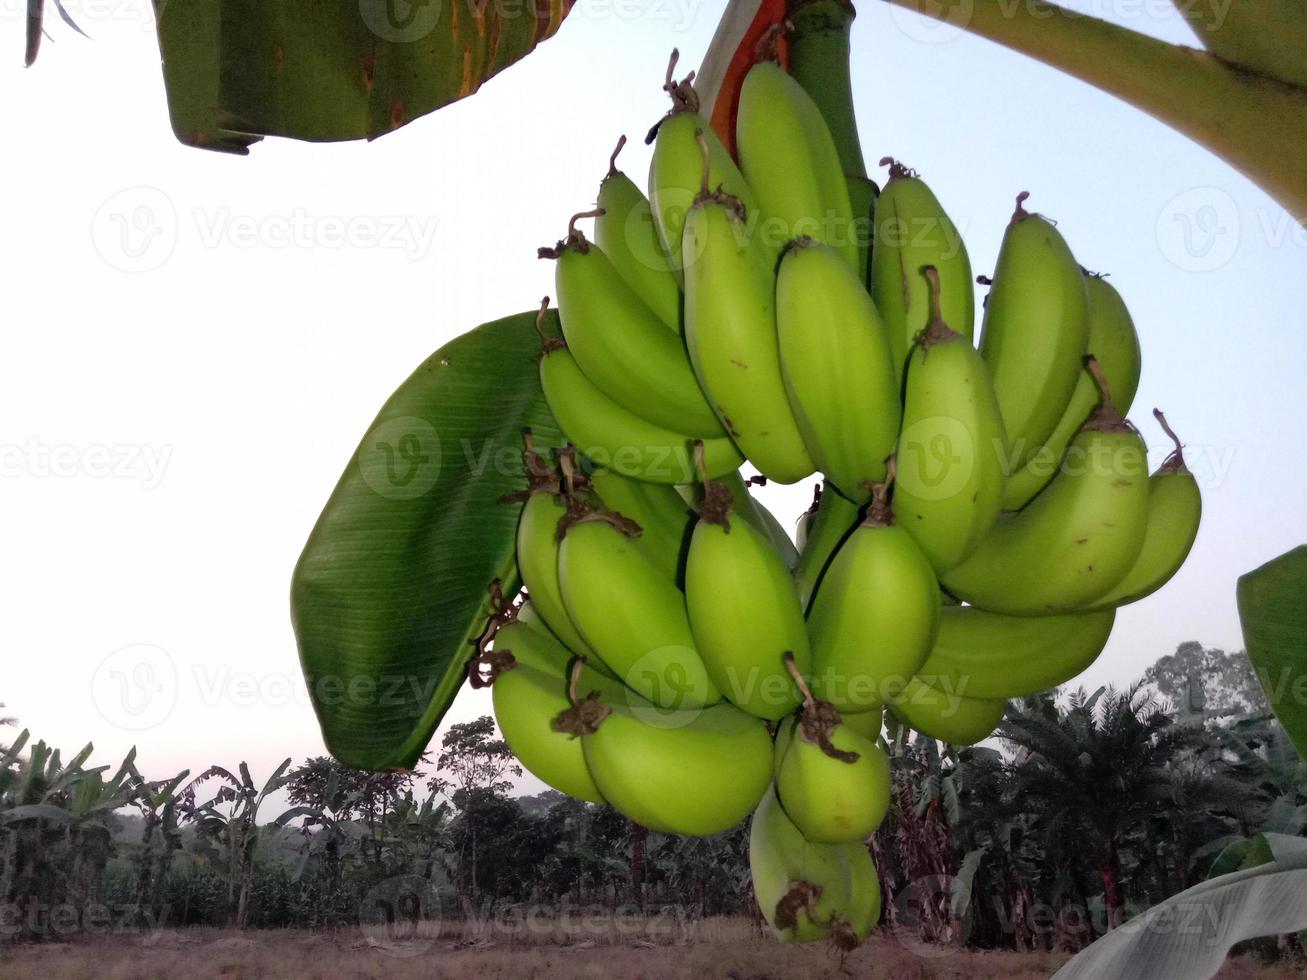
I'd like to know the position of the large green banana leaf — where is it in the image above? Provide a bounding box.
[1238,546,1307,760]
[881,0,1307,223]
[291,309,561,771]
[1053,834,1307,979]
[150,0,572,153]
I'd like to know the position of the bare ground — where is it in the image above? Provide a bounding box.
[0,918,1298,979]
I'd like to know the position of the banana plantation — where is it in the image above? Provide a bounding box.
[2,644,1301,961]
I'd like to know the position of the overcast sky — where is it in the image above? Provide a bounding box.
[4,0,1305,789]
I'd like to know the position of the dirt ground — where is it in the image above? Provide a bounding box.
[0,919,1299,979]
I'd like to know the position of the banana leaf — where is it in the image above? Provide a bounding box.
[1238,545,1307,760]
[151,0,573,153]
[1053,834,1307,979]
[882,0,1307,223]
[291,309,562,771]
[1172,0,1307,89]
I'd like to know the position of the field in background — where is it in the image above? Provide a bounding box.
[1,917,1299,980]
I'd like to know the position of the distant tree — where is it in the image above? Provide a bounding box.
[428,716,521,898]
[1145,642,1268,719]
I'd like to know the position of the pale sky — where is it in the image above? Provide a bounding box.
[4,0,1305,789]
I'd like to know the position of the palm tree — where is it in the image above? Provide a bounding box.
[999,685,1235,930]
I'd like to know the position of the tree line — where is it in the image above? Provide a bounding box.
[1,642,1302,959]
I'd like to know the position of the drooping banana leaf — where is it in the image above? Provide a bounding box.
[881,0,1307,223]
[151,0,573,153]
[1053,834,1307,979]
[1238,545,1307,760]
[291,309,562,771]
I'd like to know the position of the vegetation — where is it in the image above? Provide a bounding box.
[1,644,1302,966]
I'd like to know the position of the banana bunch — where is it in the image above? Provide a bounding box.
[482,43,1202,952]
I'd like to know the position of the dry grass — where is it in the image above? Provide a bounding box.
[0,918,1297,979]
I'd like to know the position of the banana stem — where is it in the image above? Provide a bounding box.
[782,650,815,705]
[786,0,866,179]
[1154,407,1188,471]
[608,135,627,177]
[1084,356,1118,416]
[880,0,1307,223]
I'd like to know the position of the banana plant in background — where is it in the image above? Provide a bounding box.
[876,0,1307,222]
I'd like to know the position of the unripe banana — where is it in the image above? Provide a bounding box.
[575,693,771,836]
[544,216,722,438]
[808,480,942,714]
[846,176,878,287]
[915,606,1116,700]
[648,54,760,281]
[589,466,694,584]
[890,678,1007,745]
[980,193,1090,469]
[513,600,622,681]
[776,239,901,500]
[749,784,880,947]
[773,686,891,843]
[1002,272,1142,510]
[736,60,858,272]
[707,470,800,569]
[683,185,816,484]
[893,267,1008,573]
[515,479,597,660]
[941,367,1151,614]
[490,623,629,803]
[1087,411,1201,609]
[793,483,862,611]
[870,159,974,382]
[596,136,681,333]
[839,707,884,741]
[684,472,808,720]
[558,505,721,709]
[539,338,742,484]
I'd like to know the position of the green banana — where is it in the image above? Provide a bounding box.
[684,472,808,720]
[1087,411,1201,609]
[491,623,628,803]
[870,159,974,382]
[839,707,884,741]
[544,215,722,438]
[1002,272,1142,510]
[808,481,941,714]
[683,182,816,484]
[736,60,858,272]
[589,466,694,583]
[648,53,760,281]
[573,692,771,836]
[890,678,1007,745]
[979,192,1090,469]
[941,366,1151,614]
[712,470,799,569]
[776,239,901,501]
[749,784,880,947]
[892,266,1008,573]
[513,599,620,681]
[596,135,681,333]
[793,482,862,611]
[915,606,1116,700]
[558,505,720,709]
[847,176,878,288]
[773,683,891,843]
[513,447,596,659]
[538,334,742,484]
